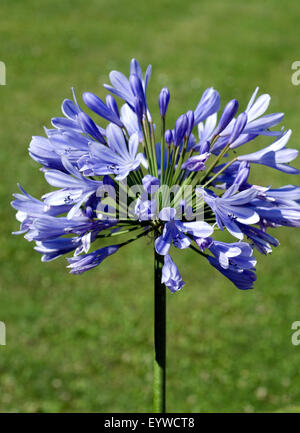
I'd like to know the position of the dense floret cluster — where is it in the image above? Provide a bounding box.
[12,59,300,292]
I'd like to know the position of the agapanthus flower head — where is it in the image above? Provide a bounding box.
[12,58,300,294]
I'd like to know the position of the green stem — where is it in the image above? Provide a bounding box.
[149,120,159,178]
[160,116,166,183]
[153,250,166,413]
[199,137,231,184]
[202,157,237,189]
[172,137,188,186]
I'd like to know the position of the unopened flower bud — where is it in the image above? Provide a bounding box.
[159,87,170,117]
[214,99,239,136]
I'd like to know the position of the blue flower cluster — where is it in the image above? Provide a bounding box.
[12,59,300,293]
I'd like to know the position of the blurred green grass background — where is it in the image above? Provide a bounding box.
[1,0,300,412]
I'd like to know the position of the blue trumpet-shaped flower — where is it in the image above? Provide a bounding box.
[198,186,260,240]
[193,87,220,125]
[207,255,256,290]
[181,152,210,172]
[42,156,103,219]
[236,223,279,254]
[243,87,284,135]
[67,245,120,274]
[11,185,71,235]
[237,129,299,174]
[208,240,257,270]
[82,92,123,127]
[155,208,213,255]
[104,58,152,117]
[35,237,83,262]
[79,124,146,180]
